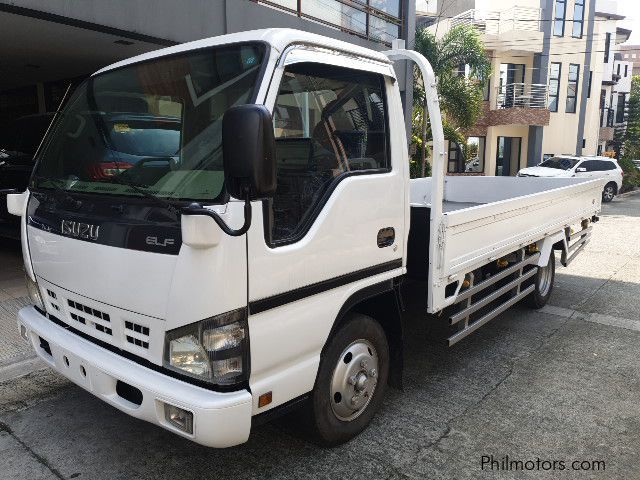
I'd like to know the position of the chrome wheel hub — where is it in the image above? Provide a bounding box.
[330,340,379,421]
[604,186,615,201]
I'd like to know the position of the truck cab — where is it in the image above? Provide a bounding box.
[9,29,603,448]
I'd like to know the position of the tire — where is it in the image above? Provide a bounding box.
[526,253,555,309]
[602,182,617,203]
[307,313,389,447]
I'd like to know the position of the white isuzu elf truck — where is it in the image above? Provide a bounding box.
[5,29,605,448]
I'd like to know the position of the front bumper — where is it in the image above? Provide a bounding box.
[18,306,253,448]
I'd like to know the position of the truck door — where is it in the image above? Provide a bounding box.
[245,52,407,412]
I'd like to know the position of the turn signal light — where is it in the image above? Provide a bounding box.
[258,392,272,408]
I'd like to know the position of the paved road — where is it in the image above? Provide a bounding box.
[0,192,639,480]
[0,237,29,367]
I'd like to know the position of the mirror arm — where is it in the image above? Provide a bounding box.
[182,189,252,237]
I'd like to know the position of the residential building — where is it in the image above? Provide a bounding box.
[0,0,415,128]
[425,0,629,176]
[620,45,640,76]
[597,51,633,154]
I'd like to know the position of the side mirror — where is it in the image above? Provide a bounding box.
[181,105,276,239]
[4,190,27,217]
[576,167,587,173]
[222,104,276,200]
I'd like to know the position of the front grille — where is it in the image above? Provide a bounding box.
[46,290,61,312]
[125,321,150,349]
[68,299,112,336]
[67,300,110,322]
[40,280,157,361]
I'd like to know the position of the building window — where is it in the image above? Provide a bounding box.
[257,0,402,45]
[616,93,626,123]
[617,63,621,76]
[447,142,462,173]
[548,62,562,112]
[572,0,584,38]
[587,71,593,98]
[566,63,580,113]
[465,137,485,173]
[447,137,486,174]
[625,65,629,77]
[604,33,611,63]
[554,0,567,37]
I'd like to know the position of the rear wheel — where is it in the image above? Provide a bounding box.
[602,182,617,203]
[526,254,555,309]
[308,313,389,447]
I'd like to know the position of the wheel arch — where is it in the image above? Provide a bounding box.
[326,279,404,390]
[537,232,565,267]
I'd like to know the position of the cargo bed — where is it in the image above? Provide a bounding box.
[408,175,605,314]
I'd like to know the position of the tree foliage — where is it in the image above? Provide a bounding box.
[623,76,640,160]
[411,25,491,177]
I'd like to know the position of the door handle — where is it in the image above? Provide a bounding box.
[377,227,395,248]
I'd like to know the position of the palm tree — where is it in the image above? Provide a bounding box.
[412,25,491,177]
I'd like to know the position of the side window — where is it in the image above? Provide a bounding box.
[267,63,389,244]
[581,160,597,172]
[599,160,617,171]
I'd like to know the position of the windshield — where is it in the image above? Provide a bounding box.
[32,42,266,202]
[538,157,579,170]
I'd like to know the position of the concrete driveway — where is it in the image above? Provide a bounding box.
[0,192,639,480]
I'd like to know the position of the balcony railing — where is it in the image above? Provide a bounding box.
[450,7,541,35]
[600,107,615,128]
[497,83,548,109]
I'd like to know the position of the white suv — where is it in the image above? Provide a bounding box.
[518,155,623,202]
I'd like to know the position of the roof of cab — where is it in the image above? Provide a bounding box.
[94,28,391,76]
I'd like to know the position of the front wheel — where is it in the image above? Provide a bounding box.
[526,254,555,309]
[602,182,617,203]
[308,313,389,447]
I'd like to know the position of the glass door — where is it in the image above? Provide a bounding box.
[499,64,525,108]
[496,137,522,176]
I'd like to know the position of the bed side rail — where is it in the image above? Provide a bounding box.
[447,248,539,347]
[446,218,594,346]
[560,222,593,267]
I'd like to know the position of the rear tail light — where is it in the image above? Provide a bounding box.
[88,162,133,180]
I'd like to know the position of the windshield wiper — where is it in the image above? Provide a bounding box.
[103,174,181,217]
[32,176,83,208]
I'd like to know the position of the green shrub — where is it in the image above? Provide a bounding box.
[619,157,640,192]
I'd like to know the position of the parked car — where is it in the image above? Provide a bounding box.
[0,113,54,237]
[518,155,623,202]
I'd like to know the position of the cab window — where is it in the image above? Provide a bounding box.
[267,63,389,244]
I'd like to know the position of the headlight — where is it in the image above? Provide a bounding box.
[164,308,248,386]
[25,274,45,312]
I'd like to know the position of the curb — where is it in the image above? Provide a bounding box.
[0,355,45,383]
[617,189,639,198]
